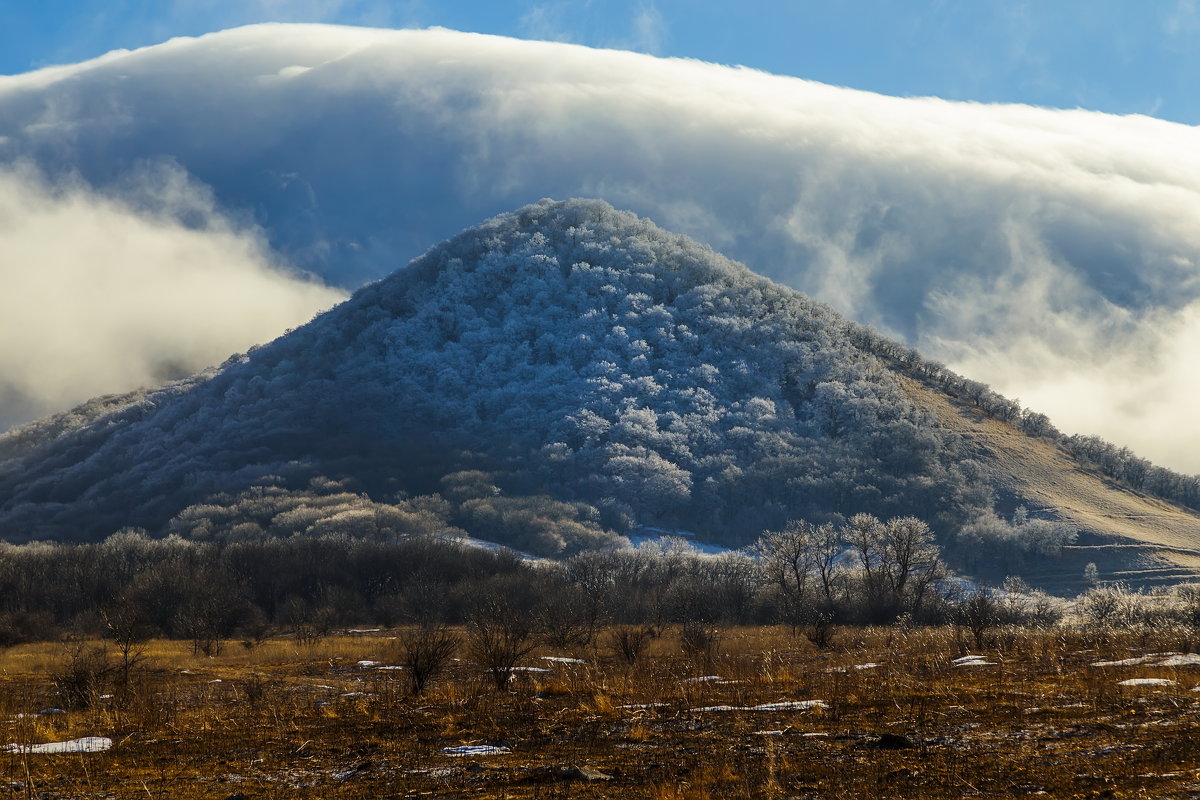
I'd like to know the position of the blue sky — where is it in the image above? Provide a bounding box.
[3,0,1199,124]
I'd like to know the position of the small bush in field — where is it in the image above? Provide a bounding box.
[679,621,721,666]
[400,624,459,696]
[607,626,655,667]
[52,642,112,710]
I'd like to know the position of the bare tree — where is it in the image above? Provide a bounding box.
[100,592,152,696]
[955,591,999,650]
[845,514,942,622]
[755,519,843,644]
[465,591,538,691]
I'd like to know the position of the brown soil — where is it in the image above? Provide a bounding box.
[5,628,1200,799]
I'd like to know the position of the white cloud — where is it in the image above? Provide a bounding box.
[629,4,666,54]
[0,163,344,430]
[1165,0,1199,36]
[518,2,576,43]
[3,25,1200,473]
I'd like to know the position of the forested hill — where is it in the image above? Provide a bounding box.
[0,199,1193,560]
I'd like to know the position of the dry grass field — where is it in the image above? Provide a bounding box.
[4,626,1200,798]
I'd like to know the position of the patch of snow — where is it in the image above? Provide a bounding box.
[629,531,732,557]
[1092,655,1162,667]
[347,628,381,634]
[692,700,827,712]
[442,745,510,757]
[1155,654,1200,667]
[4,737,112,754]
[355,660,379,668]
[375,665,404,671]
[953,655,997,667]
[681,675,725,684]
[1118,678,1175,687]
[510,666,552,673]
[541,656,586,664]
[751,700,828,711]
[619,702,669,709]
[449,537,544,563]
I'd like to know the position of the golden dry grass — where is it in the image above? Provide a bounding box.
[2,626,1200,798]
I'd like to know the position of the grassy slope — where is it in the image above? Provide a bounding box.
[901,374,1200,592]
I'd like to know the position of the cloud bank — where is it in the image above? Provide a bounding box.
[2,24,1200,471]
[0,163,344,429]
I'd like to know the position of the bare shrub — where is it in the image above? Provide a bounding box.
[607,626,655,667]
[466,593,538,691]
[52,641,112,710]
[400,624,460,696]
[679,621,721,666]
[535,584,597,649]
[955,591,999,650]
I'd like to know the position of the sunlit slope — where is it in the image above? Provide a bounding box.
[903,374,1200,590]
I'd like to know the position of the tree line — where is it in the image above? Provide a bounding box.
[0,515,1060,654]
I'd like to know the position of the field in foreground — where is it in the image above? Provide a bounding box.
[4,627,1200,798]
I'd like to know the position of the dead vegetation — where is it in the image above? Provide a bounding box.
[3,625,1200,798]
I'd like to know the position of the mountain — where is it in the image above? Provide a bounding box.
[3,199,1200,589]
[4,24,1200,474]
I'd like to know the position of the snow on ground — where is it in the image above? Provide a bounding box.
[1159,654,1200,667]
[628,530,734,557]
[442,745,510,757]
[1118,678,1176,687]
[450,537,546,563]
[4,737,112,754]
[692,700,827,712]
[829,662,882,672]
[541,656,586,664]
[953,655,998,667]
[751,700,829,711]
[1092,653,1200,668]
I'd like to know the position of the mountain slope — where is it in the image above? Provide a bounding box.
[900,375,1200,590]
[0,199,979,546]
[2,198,1199,589]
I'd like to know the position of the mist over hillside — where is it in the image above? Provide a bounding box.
[3,25,1200,471]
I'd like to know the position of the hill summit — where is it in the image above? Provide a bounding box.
[3,199,1200,585]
